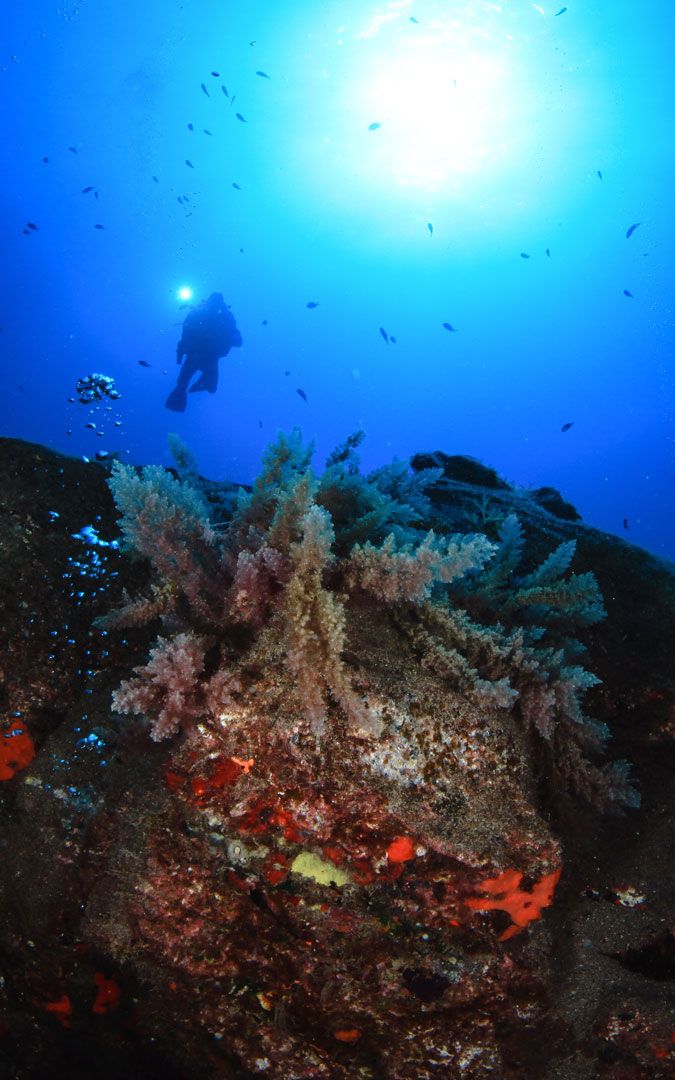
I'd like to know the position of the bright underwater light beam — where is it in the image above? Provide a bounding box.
[177,286,193,302]
[357,33,520,189]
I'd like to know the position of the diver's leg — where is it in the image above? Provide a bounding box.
[176,356,198,389]
[166,356,198,410]
[203,361,218,393]
[189,358,218,393]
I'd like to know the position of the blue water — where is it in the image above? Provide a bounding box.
[2,0,673,559]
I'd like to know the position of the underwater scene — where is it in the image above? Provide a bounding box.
[1,2,674,1078]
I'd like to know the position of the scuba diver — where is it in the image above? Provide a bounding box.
[165,292,242,412]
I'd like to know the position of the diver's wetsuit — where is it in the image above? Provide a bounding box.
[166,302,242,412]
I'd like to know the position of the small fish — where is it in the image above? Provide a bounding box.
[258,420,263,428]
[554,6,567,14]
[368,122,381,131]
[138,360,151,367]
[625,222,641,239]
[520,252,530,259]
[94,190,99,199]
[256,70,271,79]
[94,223,105,229]
[221,85,229,98]
[297,388,307,402]
[68,146,77,153]
[115,421,122,427]
[201,82,209,96]
[427,222,433,236]
[152,175,160,182]
[42,156,49,163]
[230,95,236,106]
[410,16,419,22]
[262,319,268,325]
[561,422,574,432]
[442,322,457,332]
[211,71,220,77]
[81,185,94,193]
[306,301,319,309]
[203,128,213,135]
[390,336,397,344]
[235,112,246,123]
[185,159,194,168]
[27,222,38,230]
[546,248,551,257]
[232,182,241,190]
[188,123,194,131]
[284,370,290,375]
[623,518,629,530]
[623,289,634,297]
[597,169,603,180]
[249,40,256,47]
[379,327,389,343]
[85,422,97,430]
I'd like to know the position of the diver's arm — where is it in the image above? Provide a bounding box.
[224,310,243,349]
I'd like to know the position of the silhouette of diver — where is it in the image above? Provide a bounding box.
[165,292,242,412]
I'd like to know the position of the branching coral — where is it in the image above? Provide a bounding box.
[347,531,495,604]
[112,631,242,741]
[403,600,637,810]
[112,631,207,741]
[315,429,443,554]
[282,505,374,737]
[385,514,636,809]
[167,432,200,481]
[454,513,606,629]
[103,432,637,810]
[227,429,316,553]
[228,546,288,627]
[102,461,224,628]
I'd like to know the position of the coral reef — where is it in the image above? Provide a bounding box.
[1,435,673,1080]
[106,429,635,810]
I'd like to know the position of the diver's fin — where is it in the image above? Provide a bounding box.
[165,386,188,412]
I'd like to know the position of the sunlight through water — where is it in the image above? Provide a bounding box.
[353,3,525,189]
[362,49,514,186]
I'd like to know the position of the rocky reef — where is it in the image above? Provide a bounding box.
[0,434,673,1079]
